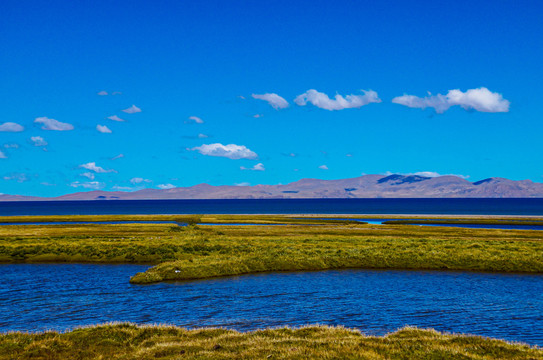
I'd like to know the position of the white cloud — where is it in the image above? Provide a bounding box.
[392,87,510,113]
[69,181,105,190]
[383,171,469,179]
[188,116,204,124]
[191,143,258,160]
[130,177,152,184]
[97,91,108,96]
[34,117,74,131]
[0,150,6,159]
[31,136,47,147]
[198,133,208,138]
[157,183,176,189]
[122,105,142,114]
[107,115,125,122]
[111,154,124,160]
[241,163,265,171]
[79,162,116,173]
[318,165,329,170]
[235,182,250,186]
[252,93,289,109]
[112,91,122,95]
[0,122,24,132]
[294,89,381,110]
[4,143,19,149]
[253,114,263,118]
[96,125,112,133]
[80,172,95,180]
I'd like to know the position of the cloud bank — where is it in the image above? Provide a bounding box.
[392,87,510,113]
[0,122,24,132]
[69,181,105,189]
[252,93,289,109]
[294,89,381,110]
[191,143,258,160]
[0,150,6,159]
[34,117,74,131]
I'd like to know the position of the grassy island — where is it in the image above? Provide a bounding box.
[0,214,541,284]
[1,323,542,359]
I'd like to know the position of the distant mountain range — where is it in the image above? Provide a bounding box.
[2,174,543,201]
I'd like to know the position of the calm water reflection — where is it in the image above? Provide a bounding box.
[1,264,542,346]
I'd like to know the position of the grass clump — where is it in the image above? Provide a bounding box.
[1,323,541,359]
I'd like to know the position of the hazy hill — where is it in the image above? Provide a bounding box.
[2,174,543,201]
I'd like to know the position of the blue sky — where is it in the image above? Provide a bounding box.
[1,0,542,197]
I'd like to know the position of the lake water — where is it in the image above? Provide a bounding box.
[1,198,543,216]
[1,264,542,346]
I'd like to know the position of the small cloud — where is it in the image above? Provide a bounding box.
[79,162,116,173]
[252,93,289,109]
[157,183,176,189]
[253,114,263,118]
[383,171,470,179]
[0,122,24,132]
[34,117,74,131]
[187,116,204,124]
[4,143,19,149]
[191,143,258,160]
[31,136,47,147]
[122,105,142,114]
[80,172,95,180]
[198,133,208,138]
[281,152,297,157]
[392,87,510,113]
[97,91,108,96]
[130,177,152,185]
[240,162,265,171]
[112,91,122,95]
[96,125,112,133]
[0,150,6,159]
[40,182,56,186]
[294,89,381,110]
[346,153,353,157]
[69,181,105,190]
[111,154,124,160]
[107,115,125,122]
[235,182,250,186]
[318,165,329,170]
[3,173,29,182]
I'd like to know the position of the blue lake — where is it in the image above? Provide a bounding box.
[1,264,542,346]
[1,198,543,216]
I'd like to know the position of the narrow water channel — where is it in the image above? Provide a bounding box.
[1,264,542,346]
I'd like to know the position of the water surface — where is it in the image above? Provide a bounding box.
[1,264,542,346]
[1,198,543,216]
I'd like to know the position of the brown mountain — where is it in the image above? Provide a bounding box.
[2,174,543,201]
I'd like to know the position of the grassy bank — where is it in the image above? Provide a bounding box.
[0,215,542,284]
[1,323,542,359]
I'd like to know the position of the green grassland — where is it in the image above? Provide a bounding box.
[2,323,542,360]
[0,214,541,284]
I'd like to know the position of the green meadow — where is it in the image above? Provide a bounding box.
[0,214,541,284]
[1,214,543,359]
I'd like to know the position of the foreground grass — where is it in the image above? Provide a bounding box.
[0,215,542,284]
[1,323,542,359]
